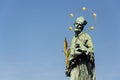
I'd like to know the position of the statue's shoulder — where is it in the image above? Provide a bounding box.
[81,32,89,36]
[70,36,76,43]
[79,32,88,37]
[79,32,92,40]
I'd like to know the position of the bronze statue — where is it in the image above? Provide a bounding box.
[64,16,96,80]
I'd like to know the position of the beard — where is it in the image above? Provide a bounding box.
[74,29,82,37]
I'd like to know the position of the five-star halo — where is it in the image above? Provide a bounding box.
[68,7,97,32]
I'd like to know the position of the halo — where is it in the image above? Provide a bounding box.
[68,7,97,32]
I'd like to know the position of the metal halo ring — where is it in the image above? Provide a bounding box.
[68,7,97,32]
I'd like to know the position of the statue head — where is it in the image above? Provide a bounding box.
[74,16,87,37]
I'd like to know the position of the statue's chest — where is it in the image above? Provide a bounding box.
[75,35,86,44]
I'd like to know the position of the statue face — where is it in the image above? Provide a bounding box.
[74,22,83,34]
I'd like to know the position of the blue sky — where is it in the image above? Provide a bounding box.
[0,0,120,80]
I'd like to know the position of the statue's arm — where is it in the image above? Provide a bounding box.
[83,33,95,63]
[79,33,94,55]
[68,37,75,61]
